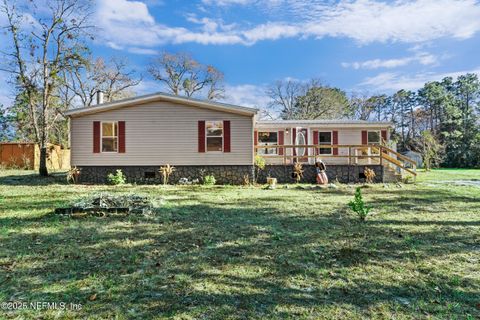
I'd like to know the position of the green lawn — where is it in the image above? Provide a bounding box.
[0,169,479,319]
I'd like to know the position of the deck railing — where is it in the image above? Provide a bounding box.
[254,144,417,178]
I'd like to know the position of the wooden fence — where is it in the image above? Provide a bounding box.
[0,142,70,170]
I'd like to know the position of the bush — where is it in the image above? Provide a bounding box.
[107,169,126,185]
[254,155,266,183]
[203,174,216,185]
[67,166,81,184]
[348,187,372,221]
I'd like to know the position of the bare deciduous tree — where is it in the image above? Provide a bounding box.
[1,0,93,176]
[65,57,141,107]
[267,79,350,120]
[266,79,308,119]
[148,52,224,100]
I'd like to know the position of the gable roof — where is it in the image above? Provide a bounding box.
[256,119,394,128]
[65,92,259,117]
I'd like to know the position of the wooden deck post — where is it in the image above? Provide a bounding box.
[380,146,383,166]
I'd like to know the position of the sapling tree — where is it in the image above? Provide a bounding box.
[348,187,372,221]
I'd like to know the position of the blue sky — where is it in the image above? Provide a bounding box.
[1,0,480,110]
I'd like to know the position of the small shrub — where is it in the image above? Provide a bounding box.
[67,166,81,184]
[203,174,216,185]
[293,162,304,183]
[242,174,251,186]
[254,155,266,183]
[107,169,126,185]
[403,176,414,184]
[364,168,376,184]
[348,187,372,221]
[255,155,266,170]
[159,164,175,185]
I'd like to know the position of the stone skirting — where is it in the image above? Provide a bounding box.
[257,164,384,184]
[76,164,383,184]
[76,165,255,185]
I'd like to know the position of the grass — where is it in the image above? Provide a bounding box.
[0,169,479,319]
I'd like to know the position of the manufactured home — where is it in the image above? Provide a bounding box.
[65,92,416,184]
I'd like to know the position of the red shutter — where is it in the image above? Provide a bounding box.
[93,121,100,153]
[254,130,258,146]
[223,120,231,152]
[381,129,387,143]
[313,130,318,155]
[198,121,206,153]
[118,121,125,153]
[278,130,284,155]
[292,128,297,156]
[361,130,368,145]
[333,130,339,155]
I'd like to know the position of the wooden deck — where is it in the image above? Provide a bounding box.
[255,144,417,179]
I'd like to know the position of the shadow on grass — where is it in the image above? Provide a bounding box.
[1,197,479,318]
[0,171,67,186]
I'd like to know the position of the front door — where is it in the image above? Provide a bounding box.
[294,128,308,162]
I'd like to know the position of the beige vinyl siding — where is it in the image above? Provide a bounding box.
[71,101,254,166]
[327,129,361,164]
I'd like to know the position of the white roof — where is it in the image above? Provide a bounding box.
[65,92,259,117]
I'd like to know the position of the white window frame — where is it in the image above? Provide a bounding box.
[257,131,279,156]
[367,130,381,144]
[101,121,118,153]
[318,130,333,156]
[205,120,224,153]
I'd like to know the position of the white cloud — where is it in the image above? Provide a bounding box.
[303,0,480,43]
[96,0,162,48]
[202,0,254,5]
[360,68,480,91]
[342,51,438,70]
[132,79,163,95]
[97,0,480,50]
[222,84,270,109]
[127,47,159,55]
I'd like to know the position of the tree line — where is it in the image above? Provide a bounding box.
[266,74,480,168]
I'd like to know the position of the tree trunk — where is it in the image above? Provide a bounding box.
[39,147,49,176]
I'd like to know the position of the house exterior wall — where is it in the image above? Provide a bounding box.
[255,126,390,165]
[70,101,254,166]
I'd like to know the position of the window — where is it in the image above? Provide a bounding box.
[102,122,118,152]
[206,121,223,152]
[367,131,381,144]
[258,131,278,155]
[318,131,332,155]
